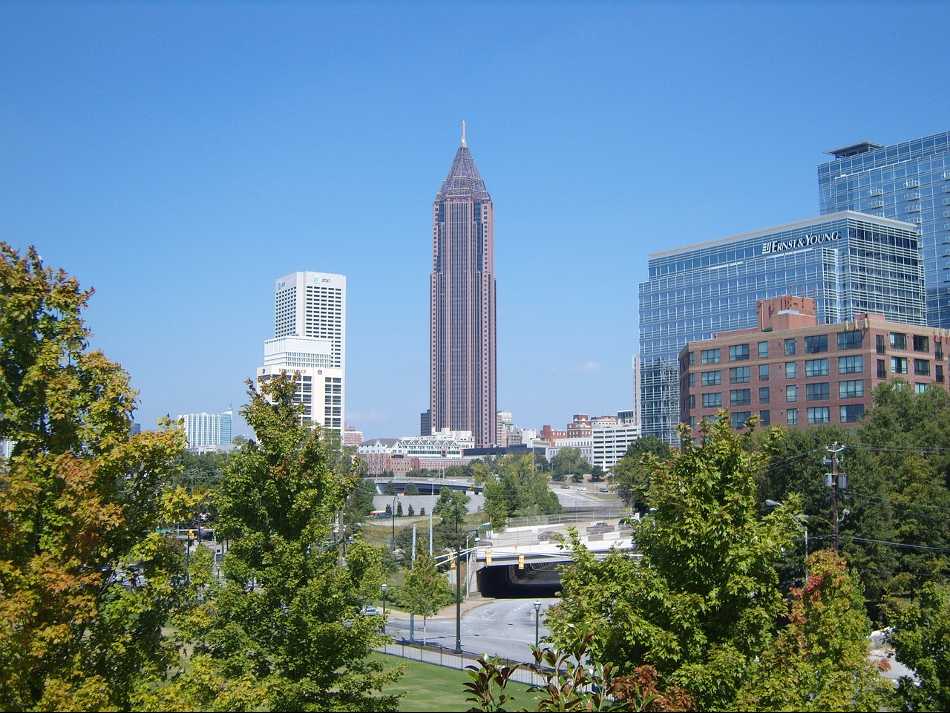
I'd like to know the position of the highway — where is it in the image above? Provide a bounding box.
[386,597,558,663]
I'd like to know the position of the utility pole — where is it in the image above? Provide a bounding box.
[825,442,847,552]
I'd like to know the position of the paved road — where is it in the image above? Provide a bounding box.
[386,597,558,663]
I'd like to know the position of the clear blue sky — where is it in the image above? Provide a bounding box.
[3,1,948,439]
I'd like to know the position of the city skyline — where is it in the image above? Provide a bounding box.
[3,3,949,438]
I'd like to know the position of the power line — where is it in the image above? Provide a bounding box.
[848,536,950,553]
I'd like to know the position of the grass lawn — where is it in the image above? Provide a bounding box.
[373,652,540,712]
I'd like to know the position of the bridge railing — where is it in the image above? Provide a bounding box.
[503,508,633,530]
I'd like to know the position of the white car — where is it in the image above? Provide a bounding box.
[361,605,381,616]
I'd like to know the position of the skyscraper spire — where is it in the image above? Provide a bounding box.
[460,119,467,147]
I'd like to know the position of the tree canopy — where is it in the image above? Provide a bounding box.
[0,243,186,711]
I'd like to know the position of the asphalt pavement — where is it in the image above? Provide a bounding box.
[386,597,559,663]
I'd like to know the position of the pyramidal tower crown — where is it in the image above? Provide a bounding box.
[438,120,489,199]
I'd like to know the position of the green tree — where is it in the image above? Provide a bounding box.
[154,375,400,711]
[736,550,893,711]
[399,552,452,645]
[547,416,800,710]
[551,447,588,479]
[482,454,560,530]
[757,424,898,608]
[434,487,470,548]
[886,581,950,712]
[396,501,404,517]
[611,436,671,510]
[0,243,186,711]
[407,504,415,517]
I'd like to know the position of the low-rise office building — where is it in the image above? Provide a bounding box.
[680,296,950,431]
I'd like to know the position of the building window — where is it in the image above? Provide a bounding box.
[758,341,769,358]
[785,362,798,379]
[687,394,696,409]
[759,410,771,426]
[730,411,751,429]
[840,404,865,423]
[786,384,798,402]
[702,370,722,386]
[702,393,722,408]
[701,348,721,365]
[805,358,830,377]
[937,364,944,383]
[787,408,799,425]
[730,366,751,384]
[806,382,830,400]
[890,332,907,350]
[805,335,828,353]
[759,364,769,380]
[807,406,831,424]
[913,335,930,352]
[688,351,696,366]
[729,344,750,361]
[838,355,864,374]
[915,383,929,394]
[937,343,944,360]
[914,358,931,376]
[837,330,864,350]
[784,338,797,356]
[759,387,770,403]
[839,379,865,399]
[730,389,752,406]
[891,356,909,374]
[688,373,696,387]
[877,335,886,354]
[877,359,887,378]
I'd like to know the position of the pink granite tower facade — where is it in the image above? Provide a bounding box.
[430,122,497,446]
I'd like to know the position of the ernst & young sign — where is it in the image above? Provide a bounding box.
[761,230,840,255]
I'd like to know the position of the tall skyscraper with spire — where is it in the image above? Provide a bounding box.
[430,121,497,446]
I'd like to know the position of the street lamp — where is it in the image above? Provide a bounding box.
[765,499,809,582]
[390,492,402,552]
[381,583,388,622]
[533,600,542,648]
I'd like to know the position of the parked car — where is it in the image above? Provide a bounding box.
[361,605,380,616]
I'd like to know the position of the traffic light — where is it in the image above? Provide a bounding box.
[187,529,196,540]
[486,549,492,565]
[450,557,456,571]
[518,554,525,570]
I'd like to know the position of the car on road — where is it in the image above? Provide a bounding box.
[361,605,380,616]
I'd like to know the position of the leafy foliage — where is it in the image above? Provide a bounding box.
[398,552,452,643]
[464,655,520,713]
[551,447,588,480]
[611,436,671,510]
[482,454,560,530]
[736,550,893,711]
[886,581,950,712]
[547,415,800,710]
[150,375,400,711]
[0,243,186,710]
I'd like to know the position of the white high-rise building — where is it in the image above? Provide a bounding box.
[176,410,233,453]
[260,271,347,436]
[592,422,640,472]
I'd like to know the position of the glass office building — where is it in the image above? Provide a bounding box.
[639,211,925,443]
[819,131,950,327]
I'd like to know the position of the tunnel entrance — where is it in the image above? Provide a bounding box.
[477,562,564,597]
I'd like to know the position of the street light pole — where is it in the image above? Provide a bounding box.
[391,493,398,551]
[454,513,462,653]
[381,583,388,623]
[533,600,541,648]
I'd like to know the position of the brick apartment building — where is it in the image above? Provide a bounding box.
[680,296,950,431]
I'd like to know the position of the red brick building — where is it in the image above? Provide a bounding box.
[680,296,950,431]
